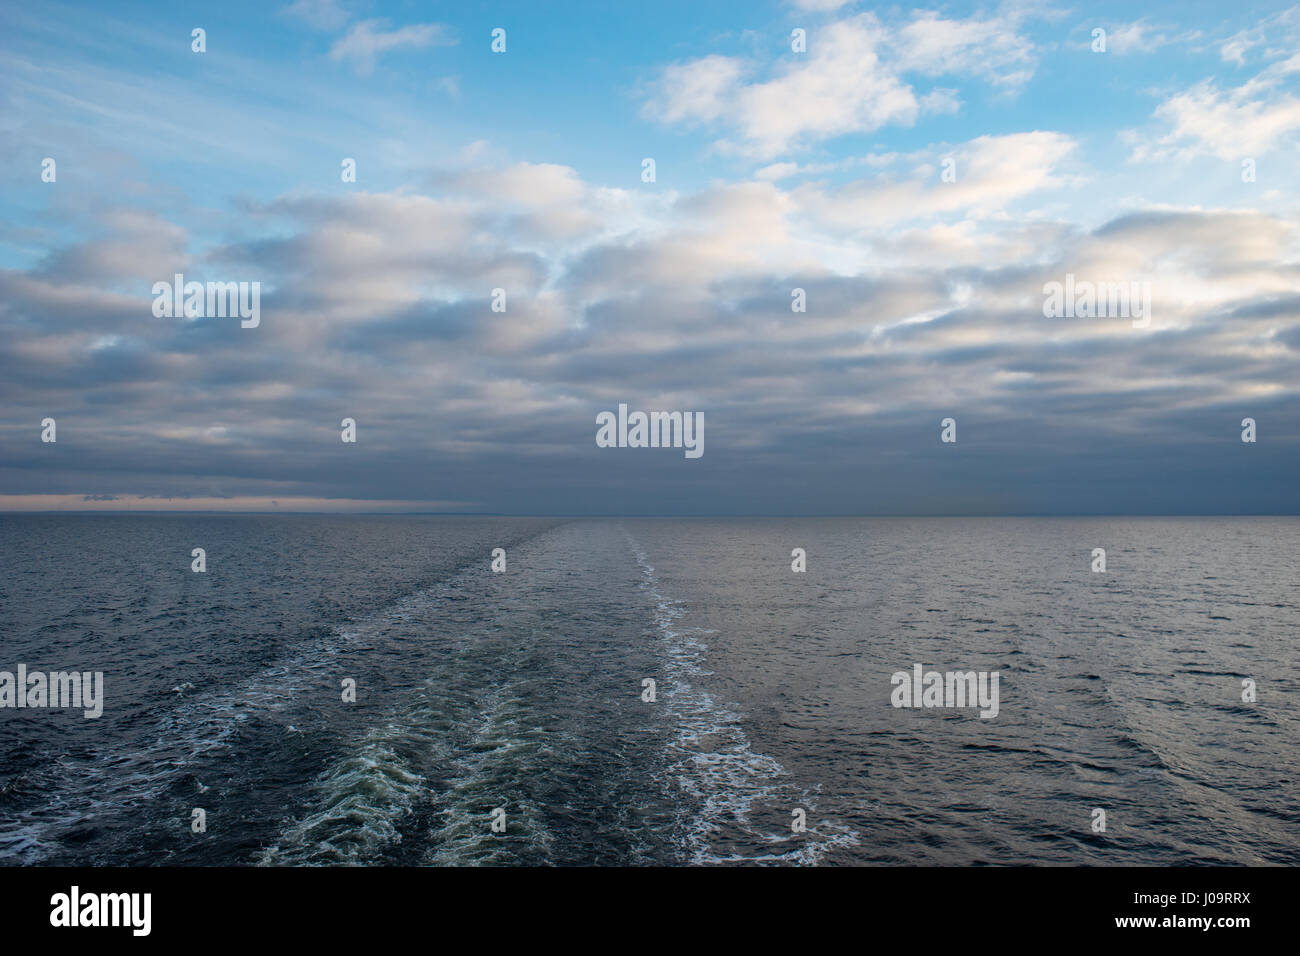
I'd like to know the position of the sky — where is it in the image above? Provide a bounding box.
[1,0,1298,515]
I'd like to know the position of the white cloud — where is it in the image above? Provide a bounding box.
[793,131,1079,231]
[787,0,856,10]
[281,0,350,31]
[1219,6,1300,66]
[641,55,747,126]
[645,14,921,159]
[755,162,800,181]
[1134,14,1300,163]
[730,15,920,157]
[432,161,632,242]
[892,10,1037,88]
[644,8,1043,158]
[1134,78,1300,162]
[328,20,455,75]
[1102,20,1173,55]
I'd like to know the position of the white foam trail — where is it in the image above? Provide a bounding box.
[625,529,860,865]
[421,682,555,866]
[256,724,428,866]
[7,586,447,864]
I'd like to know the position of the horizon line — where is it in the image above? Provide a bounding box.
[2,511,1298,518]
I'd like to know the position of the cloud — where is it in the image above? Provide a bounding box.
[1134,8,1300,161]
[5,3,1300,515]
[643,8,1043,158]
[281,0,350,31]
[1219,6,1300,66]
[0,495,466,512]
[792,131,1079,231]
[642,54,747,127]
[892,9,1038,88]
[787,0,857,10]
[328,20,455,75]
[645,14,921,159]
[1134,76,1300,162]
[3,146,1299,513]
[1097,20,1178,55]
[755,162,801,181]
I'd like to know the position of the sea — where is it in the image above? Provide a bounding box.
[0,515,1296,866]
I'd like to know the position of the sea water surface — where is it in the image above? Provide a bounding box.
[0,515,1296,865]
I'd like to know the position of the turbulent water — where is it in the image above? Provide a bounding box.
[0,515,1296,866]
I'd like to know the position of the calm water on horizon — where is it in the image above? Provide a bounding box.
[1,514,1296,866]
